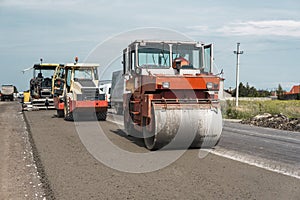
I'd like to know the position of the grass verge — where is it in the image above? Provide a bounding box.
[222,100,300,119]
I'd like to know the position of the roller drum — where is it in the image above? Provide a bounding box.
[143,104,222,150]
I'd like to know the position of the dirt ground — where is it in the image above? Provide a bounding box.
[0,101,44,200]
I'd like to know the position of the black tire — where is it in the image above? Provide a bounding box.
[123,108,131,136]
[64,110,73,121]
[64,99,73,121]
[57,110,64,118]
[96,111,107,121]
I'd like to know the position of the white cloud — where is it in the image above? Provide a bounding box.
[185,25,209,37]
[1,0,81,7]
[0,0,87,11]
[186,25,208,32]
[218,20,300,37]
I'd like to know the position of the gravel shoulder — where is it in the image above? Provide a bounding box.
[24,110,300,200]
[0,101,44,200]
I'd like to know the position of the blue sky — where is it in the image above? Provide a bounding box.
[0,0,300,91]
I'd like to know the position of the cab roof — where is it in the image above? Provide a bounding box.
[64,63,99,68]
[129,40,205,46]
[33,63,62,70]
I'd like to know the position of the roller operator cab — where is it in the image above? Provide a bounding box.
[122,40,223,150]
[53,62,108,121]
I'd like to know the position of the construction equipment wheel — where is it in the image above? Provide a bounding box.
[64,99,73,121]
[123,107,134,136]
[143,104,223,150]
[142,107,162,150]
[96,111,107,121]
[57,110,64,118]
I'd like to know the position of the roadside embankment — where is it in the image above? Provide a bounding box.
[222,100,300,132]
[242,113,300,132]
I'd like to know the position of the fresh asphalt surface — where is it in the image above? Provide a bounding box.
[107,112,300,178]
[19,107,300,200]
[215,121,300,178]
[221,121,300,166]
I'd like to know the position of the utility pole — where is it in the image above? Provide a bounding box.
[234,42,243,107]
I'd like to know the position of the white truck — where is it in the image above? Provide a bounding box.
[1,85,14,101]
[110,70,124,115]
[99,81,111,107]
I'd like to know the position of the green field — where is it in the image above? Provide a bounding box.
[222,100,300,119]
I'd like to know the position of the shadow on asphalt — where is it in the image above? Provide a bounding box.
[110,129,146,148]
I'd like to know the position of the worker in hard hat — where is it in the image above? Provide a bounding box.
[172,56,190,69]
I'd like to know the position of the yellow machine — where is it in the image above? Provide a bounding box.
[29,62,61,109]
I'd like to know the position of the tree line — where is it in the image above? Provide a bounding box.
[230,82,284,97]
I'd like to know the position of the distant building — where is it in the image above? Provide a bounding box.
[280,85,300,100]
[287,85,300,94]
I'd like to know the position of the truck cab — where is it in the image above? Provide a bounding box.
[1,85,14,101]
